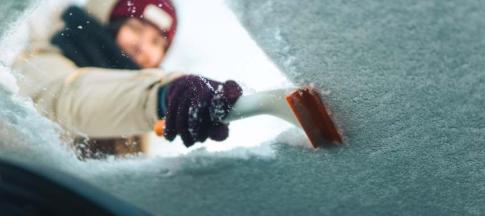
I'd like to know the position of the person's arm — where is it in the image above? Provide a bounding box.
[14,52,182,138]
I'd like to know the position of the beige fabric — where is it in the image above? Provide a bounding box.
[12,6,183,138]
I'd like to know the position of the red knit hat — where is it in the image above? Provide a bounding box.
[110,0,177,50]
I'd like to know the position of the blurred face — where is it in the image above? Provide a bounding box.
[116,18,167,68]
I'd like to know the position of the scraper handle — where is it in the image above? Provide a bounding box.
[154,120,165,137]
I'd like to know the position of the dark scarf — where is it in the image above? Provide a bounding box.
[51,6,140,70]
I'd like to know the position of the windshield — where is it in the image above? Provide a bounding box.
[1,0,484,215]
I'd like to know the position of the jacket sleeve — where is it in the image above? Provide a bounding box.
[13,51,182,138]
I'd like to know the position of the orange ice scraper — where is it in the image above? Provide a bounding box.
[154,86,343,148]
[285,87,343,147]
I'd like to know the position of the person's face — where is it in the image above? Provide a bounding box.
[116,18,167,68]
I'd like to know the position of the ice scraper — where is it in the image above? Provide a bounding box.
[154,87,343,148]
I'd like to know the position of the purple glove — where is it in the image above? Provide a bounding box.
[164,75,243,147]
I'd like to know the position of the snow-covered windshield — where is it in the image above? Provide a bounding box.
[1,0,485,215]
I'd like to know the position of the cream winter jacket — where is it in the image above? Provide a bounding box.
[12,0,181,138]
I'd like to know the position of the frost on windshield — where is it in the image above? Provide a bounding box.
[1,0,485,215]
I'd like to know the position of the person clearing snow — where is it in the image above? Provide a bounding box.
[13,0,243,158]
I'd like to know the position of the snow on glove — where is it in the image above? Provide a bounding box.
[164,75,242,147]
